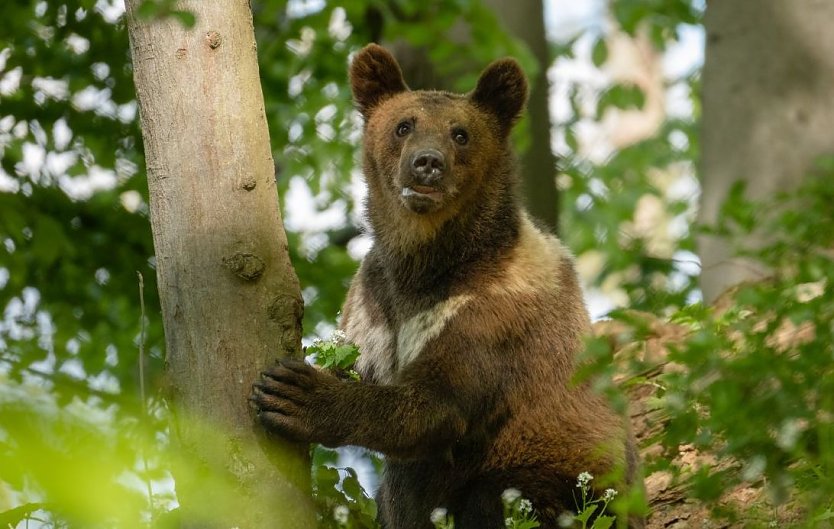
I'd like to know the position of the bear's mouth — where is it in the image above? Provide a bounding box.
[400,185,445,214]
[401,185,444,201]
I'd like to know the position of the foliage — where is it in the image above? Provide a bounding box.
[308,330,361,379]
[589,166,834,526]
[563,472,617,529]
[557,0,703,315]
[664,167,834,520]
[132,0,196,28]
[560,115,700,314]
[0,0,163,402]
[426,488,541,529]
[1,4,167,525]
[312,446,380,529]
[0,373,170,528]
[501,488,540,529]
[612,0,702,48]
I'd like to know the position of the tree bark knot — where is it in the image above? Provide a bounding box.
[206,31,223,49]
[223,252,265,281]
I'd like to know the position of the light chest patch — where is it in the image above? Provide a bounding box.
[345,302,397,385]
[346,293,472,384]
[396,294,472,370]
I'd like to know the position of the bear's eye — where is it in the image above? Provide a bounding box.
[396,121,412,137]
[452,128,469,145]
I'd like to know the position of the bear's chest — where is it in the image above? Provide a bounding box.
[345,293,471,384]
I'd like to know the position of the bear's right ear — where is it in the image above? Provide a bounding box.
[350,44,408,119]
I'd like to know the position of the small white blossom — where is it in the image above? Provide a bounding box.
[333,505,349,525]
[501,487,522,504]
[430,507,448,525]
[518,498,533,514]
[742,455,767,481]
[331,329,347,344]
[557,512,575,527]
[505,517,513,528]
[576,471,593,489]
[603,488,618,502]
[776,418,804,450]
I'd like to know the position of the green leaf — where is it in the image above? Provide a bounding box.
[590,514,615,529]
[136,0,161,19]
[342,468,366,502]
[592,38,608,67]
[815,509,834,522]
[574,503,598,524]
[597,84,646,115]
[0,503,44,527]
[172,10,197,28]
[314,465,341,491]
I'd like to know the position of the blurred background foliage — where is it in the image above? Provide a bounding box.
[580,167,834,526]
[0,0,831,527]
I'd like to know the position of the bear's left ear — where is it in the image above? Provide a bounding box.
[350,44,409,119]
[470,58,528,132]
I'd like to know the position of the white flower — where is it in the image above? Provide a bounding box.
[576,471,593,489]
[333,505,349,525]
[430,507,448,525]
[501,487,522,504]
[557,512,575,527]
[603,488,617,502]
[331,329,347,344]
[505,517,513,528]
[518,498,533,514]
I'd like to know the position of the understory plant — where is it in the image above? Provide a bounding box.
[584,163,834,526]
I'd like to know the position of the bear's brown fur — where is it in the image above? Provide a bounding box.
[252,44,644,528]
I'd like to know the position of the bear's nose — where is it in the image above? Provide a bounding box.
[410,149,446,183]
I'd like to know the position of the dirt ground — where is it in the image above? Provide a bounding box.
[595,314,804,528]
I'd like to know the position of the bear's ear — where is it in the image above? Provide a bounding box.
[470,58,528,131]
[350,44,408,119]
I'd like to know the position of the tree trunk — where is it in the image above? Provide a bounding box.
[125,3,316,527]
[698,0,834,302]
[483,0,559,233]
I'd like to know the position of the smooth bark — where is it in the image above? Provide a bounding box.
[125,2,316,527]
[699,0,834,302]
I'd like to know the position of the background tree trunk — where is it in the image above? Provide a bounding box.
[483,0,559,233]
[698,0,834,302]
[125,2,316,527]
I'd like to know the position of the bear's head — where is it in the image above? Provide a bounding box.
[349,44,528,227]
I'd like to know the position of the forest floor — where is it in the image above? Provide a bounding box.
[597,314,804,528]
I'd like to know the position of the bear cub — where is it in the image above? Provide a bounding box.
[251,44,644,528]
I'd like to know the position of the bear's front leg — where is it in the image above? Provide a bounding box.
[250,358,347,447]
[250,356,474,459]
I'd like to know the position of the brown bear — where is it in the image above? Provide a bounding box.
[251,44,644,528]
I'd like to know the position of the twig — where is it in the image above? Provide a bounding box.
[137,272,148,415]
[137,271,154,525]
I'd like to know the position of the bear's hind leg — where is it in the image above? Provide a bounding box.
[450,477,505,529]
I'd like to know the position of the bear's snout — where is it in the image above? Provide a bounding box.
[409,149,446,185]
